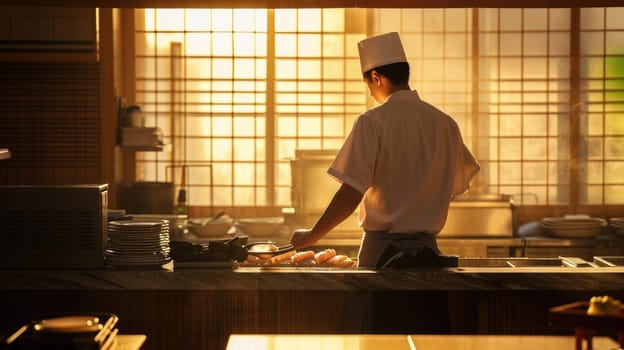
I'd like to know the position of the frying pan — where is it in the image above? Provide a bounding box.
[243,242,295,259]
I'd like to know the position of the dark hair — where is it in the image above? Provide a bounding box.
[363,62,410,85]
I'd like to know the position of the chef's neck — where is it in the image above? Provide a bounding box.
[387,83,411,95]
[373,80,411,104]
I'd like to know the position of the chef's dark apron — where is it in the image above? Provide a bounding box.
[357,231,453,333]
[358,230,456,269]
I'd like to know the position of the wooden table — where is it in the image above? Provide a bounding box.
[549,301,624,350]
[226,334,621,350]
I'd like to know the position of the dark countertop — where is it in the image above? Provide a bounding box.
[1,264,623,292]
[1,265,623,350]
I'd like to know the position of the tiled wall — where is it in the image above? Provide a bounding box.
[0,62,101,185]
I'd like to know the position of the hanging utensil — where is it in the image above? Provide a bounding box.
[200,211,225,226]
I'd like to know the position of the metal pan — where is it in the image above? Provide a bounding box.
[243,242,294,259]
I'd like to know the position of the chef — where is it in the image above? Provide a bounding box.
[289,32,480,269]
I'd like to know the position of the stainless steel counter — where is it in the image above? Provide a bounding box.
[524,236,622,247]
[232,255,624,274]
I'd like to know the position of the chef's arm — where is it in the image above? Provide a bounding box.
[307,182,364,243]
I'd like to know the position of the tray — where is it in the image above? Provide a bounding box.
[174,261,235,269]
[549,301,624,330]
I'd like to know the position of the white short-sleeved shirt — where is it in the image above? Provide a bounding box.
[328,90,479,234]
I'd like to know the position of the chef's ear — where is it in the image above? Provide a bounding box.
[370,70,380,84]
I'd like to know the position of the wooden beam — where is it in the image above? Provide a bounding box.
[1,0,623,8]
[99,8,118,207]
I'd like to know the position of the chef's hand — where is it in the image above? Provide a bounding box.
[290,229,317,250]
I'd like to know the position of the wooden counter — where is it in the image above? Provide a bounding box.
[0,267,622,350]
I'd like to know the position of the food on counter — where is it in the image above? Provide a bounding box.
[291,250,316,264]
[325,255,355,268]
[270,250,297,265]
[587,295,623,317]
[314,249,337,264]
[243,254,261,265]
[238,247,355,268]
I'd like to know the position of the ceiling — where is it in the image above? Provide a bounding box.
[0,0,622,8]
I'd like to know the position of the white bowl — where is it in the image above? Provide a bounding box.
[188,216,234,237]
[237,217,284,237]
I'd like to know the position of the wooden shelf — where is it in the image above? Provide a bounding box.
[120,144,170,152]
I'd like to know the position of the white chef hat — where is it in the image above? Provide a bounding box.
[358,32,408,74]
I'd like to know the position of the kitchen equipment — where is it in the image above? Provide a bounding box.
[0,184,108,269]
[237,217,284,237]
[170,237,248,264]
[119,181,174,215]
[439,193,516,237]
[287,150,515,240]
[290,150,340,213]
[3,313,119,349]
[286,150,362,240]
[187,213,233,238]
[243,242,295,259]
[541,215,607,238]
[593,256,624,267]
[34,315,102,333]
[610,217,624,236]
[124,105,144,127]
[121,127,163,147]
[132,213,187,239]
[457,256,610,269]
[104,219,171,268]
[558,256,595,267]
[201,211,225,225]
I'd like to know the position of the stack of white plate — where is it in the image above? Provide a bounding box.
[610,217,624,236]
[541,215,607,238]
[105,219,171,267]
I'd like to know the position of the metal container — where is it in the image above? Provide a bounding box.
[438,194,516,237]
[287,149,362,240]
[288,150,516,239]
[289,149,340,213]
